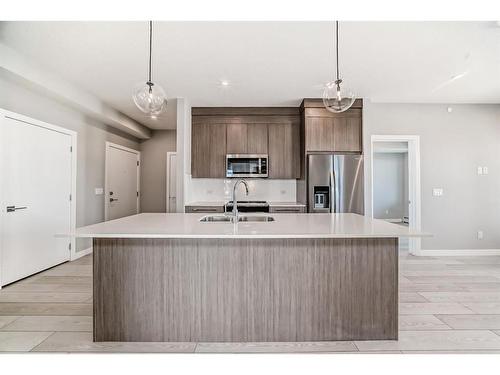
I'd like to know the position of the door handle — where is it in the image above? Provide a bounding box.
[6,206,28,213]
[109,198,119,202]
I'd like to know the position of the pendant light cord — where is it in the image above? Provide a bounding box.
[335,20,340,82]
[148,20,153,83]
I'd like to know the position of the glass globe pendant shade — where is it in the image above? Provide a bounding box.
[132,81,167,116]
[322,79,355,113]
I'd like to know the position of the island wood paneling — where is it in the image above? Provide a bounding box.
[93,237,398,342]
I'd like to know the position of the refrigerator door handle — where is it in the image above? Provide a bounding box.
[330,170,336,213]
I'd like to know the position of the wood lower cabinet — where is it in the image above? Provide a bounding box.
[269,205,305,213]
[185,205,224,213]
[268,122,300,179]
[302,99,363,153]
[191,123,227,178]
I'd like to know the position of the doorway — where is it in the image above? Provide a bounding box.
[166,152,177,212]
[370,135,421,255]
[104,142,140,221]
[0,109,76,286]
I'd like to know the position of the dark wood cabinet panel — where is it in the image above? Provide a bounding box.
[333,116,362,152]
[303,105,362,153]
[226,123,268,155]
[226,123,248,154]
[191,123,227,178]
[268,122,300,179]
[247,123,268,154]
[305,117,334,152]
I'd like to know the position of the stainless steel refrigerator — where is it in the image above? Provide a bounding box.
[307,154,364,214]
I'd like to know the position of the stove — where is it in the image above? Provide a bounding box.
[224,200,270,213]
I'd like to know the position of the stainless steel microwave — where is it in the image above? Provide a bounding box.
[226,154,268,178]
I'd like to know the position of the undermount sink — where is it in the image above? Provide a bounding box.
[199,215,275,223]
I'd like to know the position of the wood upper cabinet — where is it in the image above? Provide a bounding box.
[246,123,268,154]
[226,123,248,154]
[302,99,363,153]
[226,123,268,154]
[191,107,301,179]
[191,123,227,178]
[268,122,300,179]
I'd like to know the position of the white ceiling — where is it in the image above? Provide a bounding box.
[1,21,499,129]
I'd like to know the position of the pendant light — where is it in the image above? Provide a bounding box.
[132,21,167,116]
[323,21,355,113]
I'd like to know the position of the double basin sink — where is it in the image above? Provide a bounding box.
[200,215,275,222]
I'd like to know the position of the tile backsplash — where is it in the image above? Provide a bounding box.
[187,177,296,202]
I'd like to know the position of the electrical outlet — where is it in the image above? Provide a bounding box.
[477,230,484,240]
[432,188,443,197]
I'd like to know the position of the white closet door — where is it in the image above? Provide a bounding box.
[106,145,139,220]
[1,116,72,285]
[167,153,177,212]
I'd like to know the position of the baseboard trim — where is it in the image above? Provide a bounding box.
[416,249,500,256]
[71,246,92,261]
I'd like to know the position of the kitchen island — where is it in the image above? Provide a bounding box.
[74,213,428,342]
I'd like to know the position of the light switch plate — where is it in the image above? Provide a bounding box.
[483,166,488,175]
[95,187,104,195]
[477,166,483,175]
[477,230,484,240]
[432,188,443,197]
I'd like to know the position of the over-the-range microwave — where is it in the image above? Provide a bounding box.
[226,154,268,178]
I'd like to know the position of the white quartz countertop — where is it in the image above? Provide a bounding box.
[72,213,430,239]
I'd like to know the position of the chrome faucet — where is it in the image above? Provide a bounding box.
[231,179,249,223]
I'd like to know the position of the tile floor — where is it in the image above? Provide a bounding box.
[1,252,500,353]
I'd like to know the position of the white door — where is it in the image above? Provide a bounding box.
[105,143,140,220]
[1,116,72,285]
[166,152,177,212]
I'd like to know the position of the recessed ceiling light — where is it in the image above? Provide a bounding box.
[220,80,230,87]
[151,115,158,120]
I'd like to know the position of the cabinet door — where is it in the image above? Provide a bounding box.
[185,205,224,213]
[191,123,227,178]
[268,122,300,179]
[226,123,247,154]
[333,116,362,152]
[247,123,268,154]
[305,117,334,152]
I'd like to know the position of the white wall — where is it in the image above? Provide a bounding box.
[364,101,500,251]
[0,70,140,252]
[373,152,408,220]
[175,98,191,212]
[139,130,177,212]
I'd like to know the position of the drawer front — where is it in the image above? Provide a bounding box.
[269,206,305,213]
[185,206,224,213]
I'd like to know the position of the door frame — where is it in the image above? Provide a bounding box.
[104,141,141,221]
[370,135,421,255]
[0,108,78,284]
[166,151,177,213]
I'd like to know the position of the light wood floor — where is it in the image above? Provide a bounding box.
[1,252,500,353]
